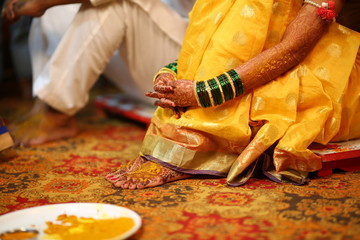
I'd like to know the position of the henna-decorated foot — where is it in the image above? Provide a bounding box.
[114,161,191,190]
[105,156,146,184]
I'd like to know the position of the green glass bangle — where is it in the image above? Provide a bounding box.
[195,69,244,108]
[217,73,234,101]
[196,81,212,108]
[227,69,244,97]
[208,78,223,106]
[164,61,178,74]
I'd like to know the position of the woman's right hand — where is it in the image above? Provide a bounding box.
[153,72,176,92]
[148,73,198,118]
[147,78,198,108]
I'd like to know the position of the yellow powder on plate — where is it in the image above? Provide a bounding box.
[43,214,135,240]
[0,231,38,240]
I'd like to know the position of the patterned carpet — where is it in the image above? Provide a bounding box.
[0,92,360,240]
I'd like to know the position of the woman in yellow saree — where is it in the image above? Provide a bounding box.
[106,0,360,189]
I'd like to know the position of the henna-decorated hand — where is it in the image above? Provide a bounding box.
[2,0,45,22]
[153,72,176,94]
[146,79,198,108]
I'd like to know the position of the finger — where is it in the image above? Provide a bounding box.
[154,100,170,108]
[2,6,9,19]
[160,98,176,107]
[3,11,13,22]
[154,84,174,93]
[154,99,176,108]
[154,100,173,108]
[145,91,166,99]
[173,109,181,119]
[8,1,16,19]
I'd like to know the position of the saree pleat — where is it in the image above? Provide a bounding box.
[141,0,360,185]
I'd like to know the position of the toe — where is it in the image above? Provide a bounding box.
[120,179,130,189]
[114,179,126,187]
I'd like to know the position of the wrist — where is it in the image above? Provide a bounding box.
[154,72,176,85]
[153,60,178,84]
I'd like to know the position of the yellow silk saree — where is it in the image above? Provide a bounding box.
[141,0,360,185]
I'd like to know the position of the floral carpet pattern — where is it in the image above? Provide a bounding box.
[0,98,359,240]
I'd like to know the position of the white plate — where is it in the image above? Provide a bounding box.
[0,203,141,239]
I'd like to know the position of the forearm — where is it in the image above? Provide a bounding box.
[193,0,345,108]
[3,0,90,21]
[235,4,330,92]
[35,0,88,12]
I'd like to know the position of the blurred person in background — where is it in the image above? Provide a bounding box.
[2,0,195,146]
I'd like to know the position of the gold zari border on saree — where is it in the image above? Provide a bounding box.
[140,134,239,176]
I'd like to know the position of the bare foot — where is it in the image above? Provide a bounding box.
[105,156,147,183]
[114,160,191,190]
[9,99,78,146]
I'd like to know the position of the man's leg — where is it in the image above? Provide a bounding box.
[29,4,80,81]
[11,1,128,146]
[34,1,127,115]
[105,0,187,105]
[34,0,187,113]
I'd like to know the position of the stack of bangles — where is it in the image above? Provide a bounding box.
[195,69,244,108]
[153,61,244,108]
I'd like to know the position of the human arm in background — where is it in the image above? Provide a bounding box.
[2,0,89,22]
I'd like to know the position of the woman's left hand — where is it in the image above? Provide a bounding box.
[146,79,198,108]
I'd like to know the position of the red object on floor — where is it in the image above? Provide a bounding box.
[94,94,156,127]
[310,139,360,176]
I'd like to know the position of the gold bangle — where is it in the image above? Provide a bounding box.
[194,81,202,107]
[152,68,177,83]
[214,76,225,103]
[205,80,215,107]
[223,71,237,97]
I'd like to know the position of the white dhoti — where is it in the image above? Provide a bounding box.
[31,0,190,115]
